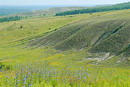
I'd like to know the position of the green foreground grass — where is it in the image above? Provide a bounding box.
[0,10,130,87]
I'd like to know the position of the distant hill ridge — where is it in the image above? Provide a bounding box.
[55,2,130,16]
[17,7,88,16]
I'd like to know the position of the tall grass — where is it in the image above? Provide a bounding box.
[0,62,130,87]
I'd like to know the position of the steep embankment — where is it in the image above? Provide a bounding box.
[31,9,130,57]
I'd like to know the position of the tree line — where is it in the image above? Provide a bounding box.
[55,2,130,16]
[0,16,22,22]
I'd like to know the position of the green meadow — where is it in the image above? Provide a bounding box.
[0,9,130,87]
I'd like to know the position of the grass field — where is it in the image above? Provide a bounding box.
[0,9,130,87]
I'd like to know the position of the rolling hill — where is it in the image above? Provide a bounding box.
[31,9,130,61]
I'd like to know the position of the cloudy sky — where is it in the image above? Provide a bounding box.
[0,0,130,6]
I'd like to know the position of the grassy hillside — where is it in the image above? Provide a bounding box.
[0,9,130,87]
[31,9,130,58]
[0,15,88,44]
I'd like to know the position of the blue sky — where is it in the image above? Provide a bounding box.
[1,0,130,6]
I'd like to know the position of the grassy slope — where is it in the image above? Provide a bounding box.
[32,9,130,58]
[0,9,130,87]
[0,14,89,65]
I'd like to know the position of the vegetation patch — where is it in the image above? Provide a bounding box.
[56,2,130,16]
[0,16,22,22]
